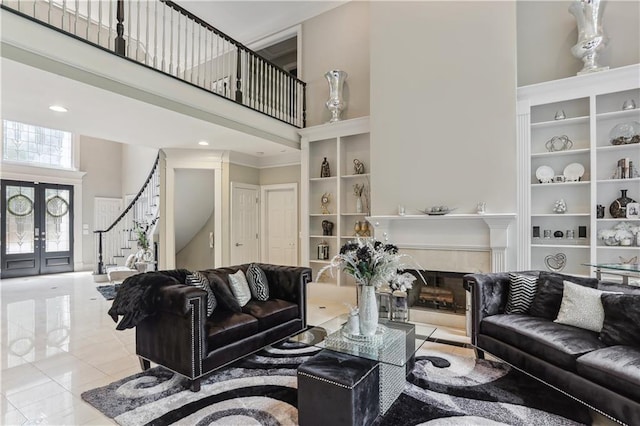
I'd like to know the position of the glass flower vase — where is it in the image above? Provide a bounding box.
[359,285,379,336]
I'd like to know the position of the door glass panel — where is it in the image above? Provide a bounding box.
[5,185,35,254]
[45,188,70,252]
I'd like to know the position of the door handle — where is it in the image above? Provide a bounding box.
[235,243,243,247]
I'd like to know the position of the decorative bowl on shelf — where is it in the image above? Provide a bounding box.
[609,121,640,145]
[423,206,456,215]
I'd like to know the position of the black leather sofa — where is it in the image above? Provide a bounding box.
[464,271,640,425]
[133,263,311,391]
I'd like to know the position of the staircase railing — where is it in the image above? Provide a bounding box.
[94,153,160,275]
[1,0,306,127]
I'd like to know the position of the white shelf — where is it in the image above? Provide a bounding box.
[531,116,589,128]
[531,148,590,158]
[531,181,590,187]
[595,144,640,153]
[532,243,590,249]
[517,65,640,273]
[302,117,371,286]
[342,173,370,179]
[596,245,640,250]
[596,108,640,120]
[596,177,640,184]
[531,213,590,217]
[310,176,337,182]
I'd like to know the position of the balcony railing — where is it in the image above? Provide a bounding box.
[2,0,306,127]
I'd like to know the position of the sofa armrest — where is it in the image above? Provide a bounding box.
[154,284,207,315]
[257,264,312,325]
[463,272,510,345]
[136,284,207,379]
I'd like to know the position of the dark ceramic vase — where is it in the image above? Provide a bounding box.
[609,189,636,218]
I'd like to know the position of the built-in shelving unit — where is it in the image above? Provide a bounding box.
[517,64,640,278]
[300,117,371,286]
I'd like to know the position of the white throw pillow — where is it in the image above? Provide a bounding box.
[228,270,252,307]
[555,280,617,332]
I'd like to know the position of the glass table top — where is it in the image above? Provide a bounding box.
[582,263,640,272]
[290,314,436,367]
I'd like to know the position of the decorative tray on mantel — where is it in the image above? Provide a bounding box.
[422,207,457,216]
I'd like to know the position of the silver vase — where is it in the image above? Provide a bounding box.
[359,285,379,336]
[325,70,347,123]
[569,0,608,75]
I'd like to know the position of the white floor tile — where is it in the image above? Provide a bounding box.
[6,380,68,410]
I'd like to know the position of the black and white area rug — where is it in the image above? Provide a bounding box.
[96,284,119,300]
[82,341,591,425]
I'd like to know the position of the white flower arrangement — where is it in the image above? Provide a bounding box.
[597,222,636,245]
[317,238,422,290]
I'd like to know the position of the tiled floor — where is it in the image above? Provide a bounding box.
[1,271,612,425]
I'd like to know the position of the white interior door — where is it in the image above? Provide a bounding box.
[262,184,298,266]
[230,183,259,264]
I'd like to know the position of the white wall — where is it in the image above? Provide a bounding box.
[301,1,370,127]
[121,144,159,196]
[370,1,517,215]
[79,135,122,267]
[517,1,640,86]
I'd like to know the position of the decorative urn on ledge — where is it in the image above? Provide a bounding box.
[325,70,347,123]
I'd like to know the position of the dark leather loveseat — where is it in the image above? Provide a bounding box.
[133,263,311,391]
[464,271,640,425]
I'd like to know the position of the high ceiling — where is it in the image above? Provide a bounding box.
[1,1,346,157]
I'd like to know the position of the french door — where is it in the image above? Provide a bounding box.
[1,180,74,278]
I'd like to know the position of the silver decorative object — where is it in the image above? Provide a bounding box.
[325,70,347,123]
[622,99,637,110]
[569,0,608,75]
[544,253,567,272]
[555,110,566,120]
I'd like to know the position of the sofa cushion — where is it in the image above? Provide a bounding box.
[529,272,598,320]
[505,273,538,314]
[186,271,217,317]
[205,311,259,351]
[247,263,270,301]
[201,270,242,313]
[480,314,606,371]
[228,270,252,307]
[242,299,299,331]
[577,346,640,402]
[600,294,640,347]
[555,281,611,332]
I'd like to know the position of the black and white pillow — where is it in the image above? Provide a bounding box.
[186,271,217,316]
[246,263,269,301]
[505,273,538,314]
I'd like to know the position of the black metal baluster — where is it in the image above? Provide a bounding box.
[235,46,242,102]
[115,0,125,56]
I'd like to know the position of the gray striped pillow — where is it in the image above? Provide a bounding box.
[186,271,217,316]
[505,273,538,314]
[247,264,269,301]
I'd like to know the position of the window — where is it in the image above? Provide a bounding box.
[2,120,73,169]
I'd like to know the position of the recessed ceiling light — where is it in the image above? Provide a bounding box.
[49,105,68,112]
[198,141,209,146]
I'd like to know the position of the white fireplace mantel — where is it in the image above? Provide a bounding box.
[366,213,517,272]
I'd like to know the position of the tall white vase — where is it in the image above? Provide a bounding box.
[359,285,379,336]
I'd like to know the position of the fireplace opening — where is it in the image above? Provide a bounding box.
[404,269,469,316]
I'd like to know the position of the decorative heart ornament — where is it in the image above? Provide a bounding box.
[544,253,567,272]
